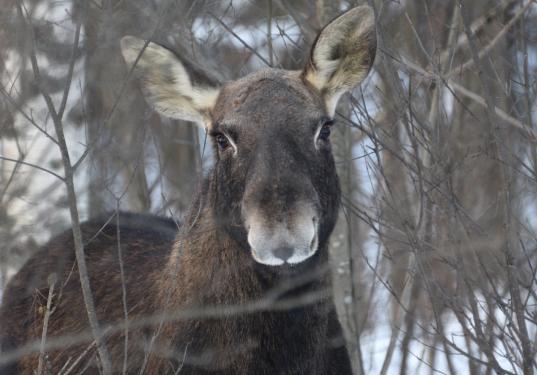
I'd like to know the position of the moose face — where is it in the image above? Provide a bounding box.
[209,69,340,266]
[121,6,376,266]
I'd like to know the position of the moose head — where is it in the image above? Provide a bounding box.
[121,6,376,267]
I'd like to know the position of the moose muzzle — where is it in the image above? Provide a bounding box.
[244,204,319,266]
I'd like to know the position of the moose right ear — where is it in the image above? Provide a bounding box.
[120,36,221,127]
[303,6,376,117]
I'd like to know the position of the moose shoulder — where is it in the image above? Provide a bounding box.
[0,6,376,374]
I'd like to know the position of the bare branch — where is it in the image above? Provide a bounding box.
[17,1,113,373]
[446,0,533,79]
[0,155,65,181]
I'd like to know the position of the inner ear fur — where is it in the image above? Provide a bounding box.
[120,36,221,127]
[303,6,377,117]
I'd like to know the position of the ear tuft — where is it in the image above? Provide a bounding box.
[304,6,376,117]
[120,36,220,127]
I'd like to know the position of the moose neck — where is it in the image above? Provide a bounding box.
[152,185,335,373]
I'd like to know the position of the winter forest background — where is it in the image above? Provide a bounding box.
[1,0,537,373]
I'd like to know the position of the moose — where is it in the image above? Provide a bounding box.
[0,6,376,374]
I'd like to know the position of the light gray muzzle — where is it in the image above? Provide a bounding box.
[244,204,319,266]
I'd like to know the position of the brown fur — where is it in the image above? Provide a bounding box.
[0,210,348,374]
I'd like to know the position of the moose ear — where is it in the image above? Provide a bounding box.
[120,36,221,127]
[303,6,376,117]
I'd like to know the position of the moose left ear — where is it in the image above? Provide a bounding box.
[303,6,376,117]
[121,36,221,128]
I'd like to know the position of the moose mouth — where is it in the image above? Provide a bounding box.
[250,245,317,266]
[248,217,319,267]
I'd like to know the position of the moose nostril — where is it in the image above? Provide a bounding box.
[274,246,293,262]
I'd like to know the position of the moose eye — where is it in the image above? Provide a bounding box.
[215,133,230,150]
[318,120,334,142]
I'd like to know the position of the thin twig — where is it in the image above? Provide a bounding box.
[0,155,65,181]
[446,0,532,79]
[267,0,274,67]
[448,81,537,140]
[209,12,271,67]
[439,0,517,65]
[395,55,537,140]
[36,274,57,375]
[0,83,59,145]
[116,207,129,375]
[57,12,82,120]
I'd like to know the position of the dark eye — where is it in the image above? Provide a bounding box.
[215,133,230,150]
[318,120,334,141]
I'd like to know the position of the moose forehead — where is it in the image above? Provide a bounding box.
[211,68,326,134]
